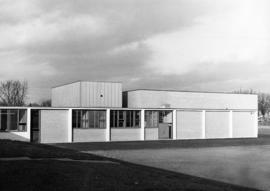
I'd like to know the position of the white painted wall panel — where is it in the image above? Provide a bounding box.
[40,110,69,143]
[232,111,256,138]
[145,128,158,140]
[176,111,203,139]
[52,81,122,107]
[127,90,257,110]
[73,129,106,142]
[81,81,122,107]
[111,128,141,141]
[52,82,80,107]
[205,111,230,139]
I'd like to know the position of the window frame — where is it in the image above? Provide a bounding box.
[72,110,106,129]
[110,110,141,128]
[0,109,27,132]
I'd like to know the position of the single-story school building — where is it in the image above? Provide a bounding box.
[0,81,258,143]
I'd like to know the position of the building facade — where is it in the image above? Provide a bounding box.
[0,81,258,143]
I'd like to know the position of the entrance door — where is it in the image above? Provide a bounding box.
[158,111,172,139]
[31,110,40,143]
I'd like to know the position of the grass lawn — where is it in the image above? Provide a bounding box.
[0,140,258,191]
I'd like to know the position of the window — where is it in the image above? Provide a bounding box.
[145,111,159,128]
[72,110,106,129]
[159,111,172,123]
[110,110,140,128]
[145,110,172,128]
[0,109,27,132]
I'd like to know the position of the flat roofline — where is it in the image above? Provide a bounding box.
[123,89,257,95]
[0,106,257,111]
[52,80,122,89]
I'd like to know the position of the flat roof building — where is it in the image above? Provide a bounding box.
[0,81,258,143]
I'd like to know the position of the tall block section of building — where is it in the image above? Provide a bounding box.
[52,81,122,108]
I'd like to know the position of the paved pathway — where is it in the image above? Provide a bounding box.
[0,157,118,164]
[85,145,270,191]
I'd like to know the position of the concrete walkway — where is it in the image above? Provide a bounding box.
[85,145,270,191]
[0,157,118,164]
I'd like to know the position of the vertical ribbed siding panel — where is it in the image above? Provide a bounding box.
[117,83,122,107]
[205,111,230,139]
[112,83,115,107]
[78,82,122,108]
[104,83,109,107]
[51,82,80,107]
[176,111,203,139]
[90,82,94,106]
[232,111,256,138]
[101,82,105,107]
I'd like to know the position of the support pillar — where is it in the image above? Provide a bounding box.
[106,109,111,142]
[140,109,145,141]
[27,108,31,141]
[202,110,206,139]
[254,110,258,137]
[229,110,233,138]
[172,110,177,139]
[67,109,72,143]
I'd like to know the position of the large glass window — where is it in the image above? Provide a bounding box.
[72,110,106,129]
[145,110,172,128]
[145,111,159,128]
[110,110,140,128]
[0,109,27,132]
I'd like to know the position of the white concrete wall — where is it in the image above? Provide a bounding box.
[205,111,230,139]
[73,129,107,142]
[111,128,141,141]
[176,111,203,139]
[40,109,69,143]
[232,111,257,138]
[52,82,80,107]
[81,81,122,108]
[52,81,122,107]
[126,90,257,110]
[145,128,159,140]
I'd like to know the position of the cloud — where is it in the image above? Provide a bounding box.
[144,0,270,75]
[0,0,269,103]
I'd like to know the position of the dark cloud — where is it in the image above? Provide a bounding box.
[0,0,268,103]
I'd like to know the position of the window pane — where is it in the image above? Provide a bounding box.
[81,110,88,128]
[0,109,7,131]
[89,111,95,128]
[126,111,131,127]
[99,111,106,128]
[153,111,159,127]
[118,111,124,127]
[9,110,18,131]
[72,110,77,128]
[18,109,27,131]
[135,111,140,127]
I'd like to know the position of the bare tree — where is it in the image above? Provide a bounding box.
[40,99,51,107]
[0,80,28,106]
[258,93,270,118]
[233,89,270,118]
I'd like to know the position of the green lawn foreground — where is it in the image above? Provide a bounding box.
[0,140,258,191]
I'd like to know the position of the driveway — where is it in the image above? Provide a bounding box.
[83,144,270,191]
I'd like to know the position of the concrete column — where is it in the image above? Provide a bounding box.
[254,110,258,137]
[229,110,233,138]
[67,109,72,143]
[106,109,110,142]
[172,110,177,139]
[27,108,31,141]
[140,109,145,141]
[201,110,206,139]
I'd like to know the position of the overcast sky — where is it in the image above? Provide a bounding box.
[0,0,269,103]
